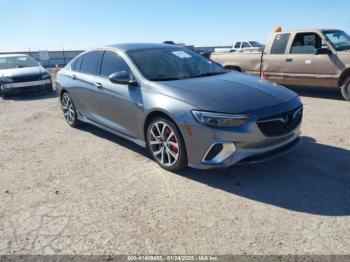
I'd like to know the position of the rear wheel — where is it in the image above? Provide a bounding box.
[146,117,187,171]
[341,76,350,101]
[61,92,80,127]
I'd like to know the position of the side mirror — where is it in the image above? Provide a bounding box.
[315,47,332,55]
[109,71,137,85]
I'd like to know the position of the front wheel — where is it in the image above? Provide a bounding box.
[340,77,350,101]
[147,117,188,172]
[61,92,80,127]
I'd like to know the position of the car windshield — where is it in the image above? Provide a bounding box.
[127,47,227,81]
[0,56,39,70]
[249,41,263,47]
[323,30,350,51]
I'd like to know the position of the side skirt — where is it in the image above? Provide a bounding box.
[78,115,146,148]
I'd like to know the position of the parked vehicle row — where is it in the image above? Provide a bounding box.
[56,43,303,171]
[0,54,53,96]
[214,41,264,53]
[211,29,350,101]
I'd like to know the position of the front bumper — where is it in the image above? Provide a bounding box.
[178,97,302,169]
[0,79,52,94]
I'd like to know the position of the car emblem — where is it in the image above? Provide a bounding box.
[284,112,294,128]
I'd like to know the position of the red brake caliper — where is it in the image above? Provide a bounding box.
[167,128,178,153]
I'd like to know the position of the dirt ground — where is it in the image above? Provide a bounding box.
[0,86,350,255]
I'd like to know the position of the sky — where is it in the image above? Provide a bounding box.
[1,0,350,51]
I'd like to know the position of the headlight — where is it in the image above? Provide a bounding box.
[192,110,249,127]
[0,76,13,83]
[41,72,51,80]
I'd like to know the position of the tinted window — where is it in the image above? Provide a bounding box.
[270,33,290,54]
[80,51,103,75]
[72,55,83,71]
[234,42,241,48]
[100,51,131,77]
[242,42,250,48]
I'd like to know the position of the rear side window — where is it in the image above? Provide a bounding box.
[100,51,131,77]
[80,51,104,75]
[234,42,241,48]
[270,33,290,54]
[72,55,83,71]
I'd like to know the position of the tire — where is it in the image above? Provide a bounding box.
[340,76,350,101]
[146,117,188,172]
[61,92,80,127]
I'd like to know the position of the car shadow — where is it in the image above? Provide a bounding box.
[1,90,58,101]
[176,136,350,216]
[77,124,150,158]
[74,124,350,216]
[287,85,344,101]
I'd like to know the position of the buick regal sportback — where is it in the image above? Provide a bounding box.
[0,54,52,96]
[56,43,302,171]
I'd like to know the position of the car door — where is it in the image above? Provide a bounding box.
[90,50,141,138]
[67,50,104,120]
[261,33,290,84]
[284,32,338,87]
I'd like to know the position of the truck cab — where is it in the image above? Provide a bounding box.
[210,29,350,101]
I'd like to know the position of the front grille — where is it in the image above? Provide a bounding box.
[257,106,302,136]
[12,74,42,83]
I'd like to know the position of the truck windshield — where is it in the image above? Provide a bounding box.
[127,47,227,81]
[249,41,263,47]
[323,30,350,51]
[0,56,39,70]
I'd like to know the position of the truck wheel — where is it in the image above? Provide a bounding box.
[225,66,241,72]
[340,77,350,101]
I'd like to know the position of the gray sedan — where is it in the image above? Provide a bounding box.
[56,43,302,171]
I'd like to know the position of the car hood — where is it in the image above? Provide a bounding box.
[151,72,298,113]
[0,66,45,78]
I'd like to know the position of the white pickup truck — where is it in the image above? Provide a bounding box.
[214,41,264,53]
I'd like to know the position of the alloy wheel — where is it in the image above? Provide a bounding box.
[61,94,76,125]
[149,121,179,167]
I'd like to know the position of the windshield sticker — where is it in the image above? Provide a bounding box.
[18,57,28,61]
[171,51,192,59]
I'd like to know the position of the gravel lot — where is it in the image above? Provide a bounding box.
[0,86,349,255]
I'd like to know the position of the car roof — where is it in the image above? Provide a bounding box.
[0,54,29,58]
[106,43,181,52]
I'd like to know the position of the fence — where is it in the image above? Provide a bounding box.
[0,46,231,68]
[0,50,83,68]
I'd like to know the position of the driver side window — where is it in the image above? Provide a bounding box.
[290,33,322,54]
[100,51,131,77]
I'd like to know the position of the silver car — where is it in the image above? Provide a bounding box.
[56,43,302,171]
[0,54,52,96]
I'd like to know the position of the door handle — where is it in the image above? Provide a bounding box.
[71,74,76,79]
[286,58,293,62]
[94,82,103,88]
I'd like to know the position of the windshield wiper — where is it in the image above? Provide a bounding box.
[149,76,183,81]
[191,71,227,78]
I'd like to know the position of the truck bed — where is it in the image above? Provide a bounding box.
[211,52,262,76]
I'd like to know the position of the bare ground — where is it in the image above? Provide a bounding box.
[0,87,349,255]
